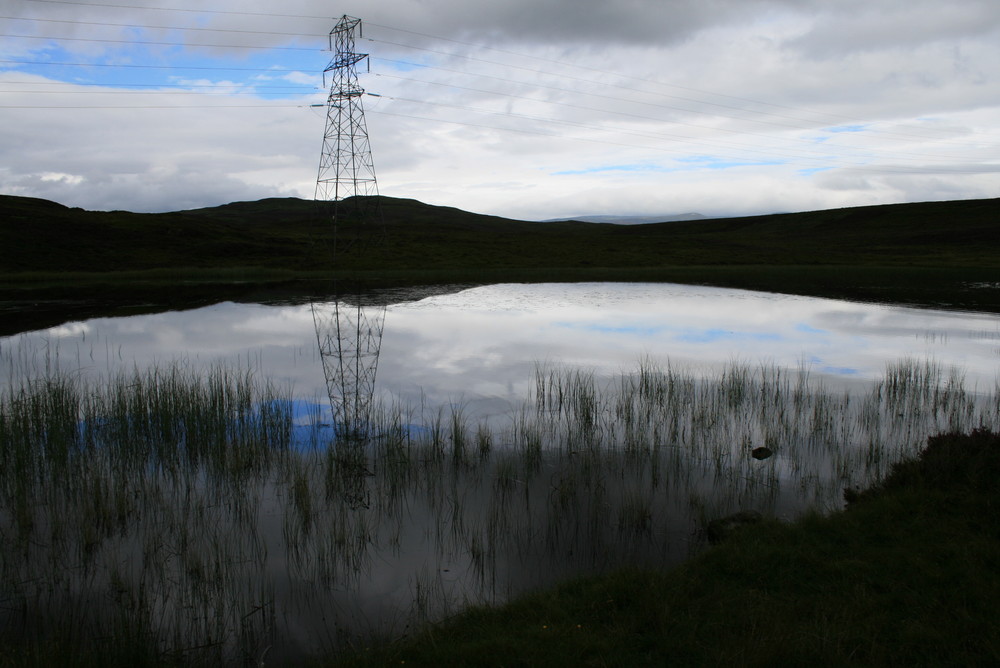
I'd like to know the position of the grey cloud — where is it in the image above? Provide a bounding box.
[783,0,1000,59]
[343,0,791,46]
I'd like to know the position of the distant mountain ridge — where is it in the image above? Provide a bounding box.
[543,213,707,224]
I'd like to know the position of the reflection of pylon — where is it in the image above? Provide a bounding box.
[311,297,386,443]
[314,14,383,255]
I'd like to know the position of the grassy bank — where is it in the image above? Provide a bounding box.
[324,428,1000,667]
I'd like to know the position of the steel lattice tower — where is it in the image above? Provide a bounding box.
[314,15,382,251]
[312,15,386,446]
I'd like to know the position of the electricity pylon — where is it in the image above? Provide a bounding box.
[312,15,386,446]
[314,14,383,253]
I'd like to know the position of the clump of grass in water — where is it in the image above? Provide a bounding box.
[0,361,291,665]
[2,356,998,666]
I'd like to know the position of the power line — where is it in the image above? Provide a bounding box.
[1,31,318,51]
[1,80,314,90]
[365,107,993,177]
[362,28,976,143]
[1,14,326,41]
[3,69,987,165]
[12,0,993,145]
[366,40,972,146]
[375,95,842,166]
[0,88,314,95]
[21,0,330,21]
[0,102,304,108]
[371,93,990,170]
[2,80,987,172]
[373,72,986,163]
[0,26,984,151]
[7,3,996,169]
[7,8,986,147]
[0,58,309,72]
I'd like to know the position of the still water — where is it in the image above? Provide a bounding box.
[7,282,1000,419]
[2,282,999,663]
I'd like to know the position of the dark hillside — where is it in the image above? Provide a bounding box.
[2,194,999,324]
[611,197,1000,265]
[2,194,998,274]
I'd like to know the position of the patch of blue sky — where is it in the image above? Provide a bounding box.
[5,36,322,100]
[824,124,869,133]
[798,166,834,176]
[675,155,787,170]
[552,163,675,176]
[675,328,783,344]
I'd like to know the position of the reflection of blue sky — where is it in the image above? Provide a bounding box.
[795,323,828,335]
[820,366,860,375]
[553,321,667,337]
[554,322,784,343]
[4,283,1000,421]
[675,328,783,344]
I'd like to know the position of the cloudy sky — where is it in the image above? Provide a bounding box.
[2,0,999,219]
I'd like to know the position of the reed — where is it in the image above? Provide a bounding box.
[1,356,998,665]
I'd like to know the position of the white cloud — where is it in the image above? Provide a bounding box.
[1,0,998,218]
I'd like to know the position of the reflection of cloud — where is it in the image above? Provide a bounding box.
[46,321,91,337]
[6,283,1000,421]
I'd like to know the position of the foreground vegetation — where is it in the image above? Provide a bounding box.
[2,194,1000,334]
[326,428,1000,667]
[1,354,998,666]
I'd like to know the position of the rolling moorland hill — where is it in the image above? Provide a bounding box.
[1,193,999,274]
[2,193,1000,333]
